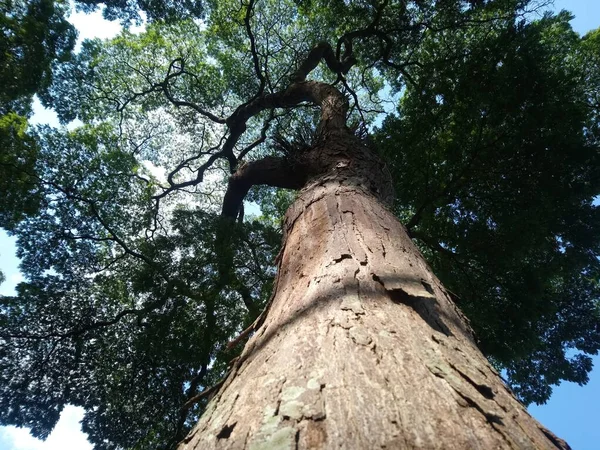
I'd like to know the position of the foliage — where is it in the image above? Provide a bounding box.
[0,113,41,229]
[0,125,278,444]
[0,0,599,448]
[0,0,75,230]
[0,0,75,116]
[74,0,204,24]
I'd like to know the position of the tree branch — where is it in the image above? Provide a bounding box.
[291,42,356,83]
[153,136,228,201]
[237,110,275,161]
[162,58,228,124]
[244,0,266,100]
[221,156,307,218]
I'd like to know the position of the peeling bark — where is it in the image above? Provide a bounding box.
[179,129,570,449]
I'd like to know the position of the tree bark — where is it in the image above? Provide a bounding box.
[178,127,570,449]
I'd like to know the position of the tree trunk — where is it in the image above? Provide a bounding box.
[178,130,570,449]
[178,76,569,449]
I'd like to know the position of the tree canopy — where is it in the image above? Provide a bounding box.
[0,1,599,449]
[0,0,75,230]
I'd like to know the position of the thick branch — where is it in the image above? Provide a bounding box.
[153,32,356,200]
[220,80,347,173]
[221,156,307,218]
[155,41,352,202]
[290,42,356,83]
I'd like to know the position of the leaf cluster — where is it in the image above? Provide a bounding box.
[0,0,75,116]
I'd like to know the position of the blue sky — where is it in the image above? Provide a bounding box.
[1,1,600,449]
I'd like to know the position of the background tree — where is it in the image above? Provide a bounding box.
[0,0,75,116]
[0,0,598,449]
[0,0,75,228]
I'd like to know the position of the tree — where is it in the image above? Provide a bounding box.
[0,0,76,227]
[73,0,205,24]
[0,0,75,116]
[0,0,598,448]
[0,0,75,286]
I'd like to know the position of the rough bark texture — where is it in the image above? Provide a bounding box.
[178,126,570,448]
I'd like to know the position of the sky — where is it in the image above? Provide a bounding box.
[1,0,600,449]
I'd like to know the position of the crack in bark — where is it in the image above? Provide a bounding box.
[284,190,329,237]
[489,421,521,450]
[455,390,504,425]
[450,363,495,400]
[348,209,370,265]
[372,273,451,336]
[539,427,572,450]
[332,254,352,263]
[273,377,287,417]
[216,422,237,439]
[421,280,434,295]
